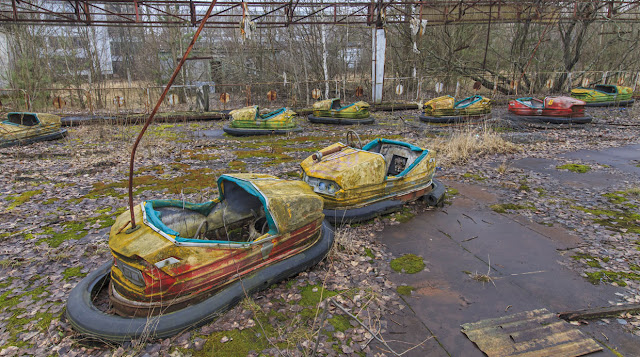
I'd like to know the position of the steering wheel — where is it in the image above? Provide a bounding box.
[346,130,363,149]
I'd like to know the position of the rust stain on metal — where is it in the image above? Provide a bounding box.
[461,308,602,357]
[355,86,363,97]
[311,88,321,99]
[267,90,277,101]
[52,96,66,109]
[219,92,230,103]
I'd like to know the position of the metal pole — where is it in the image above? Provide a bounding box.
[126,0,218,231]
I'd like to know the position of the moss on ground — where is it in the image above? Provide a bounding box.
[299,284,339,306]
[189,323,272,357]
[328,314,351,332]
[390,254,425,274]
[391,207,415,223]
[5,190,43,210]
[462,173,486,181]
[364,248,375,259]
[396,285,414,296]
[572,206,640,234]
[447,188,459,196]
[571,253,609,268]
[62,267,87,281]
[490,202,534,213]
[603,192,628,204]
[556,164,591,173]
[228,160,247,171]
[534,187,546,197]
[585,271,640,287]
[37,207,126,247]
[75,166,221,202]
[0,283,60,349]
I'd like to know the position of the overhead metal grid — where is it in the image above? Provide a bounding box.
[3,1,640,27]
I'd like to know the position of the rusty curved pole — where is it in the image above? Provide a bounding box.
[127,0,218,231]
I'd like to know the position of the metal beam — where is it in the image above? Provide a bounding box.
[2,1,640,27]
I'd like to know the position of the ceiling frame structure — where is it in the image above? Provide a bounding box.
[2,1,640,28]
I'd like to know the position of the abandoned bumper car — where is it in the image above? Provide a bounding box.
[222,105,302,136]
[506,96,591,124]
[66,173,334,342]
[419,95,492,124]
[307,98,373,125]
[300,134,445,224]
[0,112,67,148]
[570,84,635,107]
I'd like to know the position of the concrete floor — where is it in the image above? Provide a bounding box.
[374,145,640,356]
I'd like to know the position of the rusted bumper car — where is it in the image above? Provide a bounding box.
[1,112,67,148]
[223,106,302,136]
[571,84,634,107]
[419,95,492,124]
[300,132,445,224]
[66,173,333,342]
[307,98,373,125]
[506,96,591,124]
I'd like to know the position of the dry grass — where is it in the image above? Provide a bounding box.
[328,227,359,259]
[422,128,520,166]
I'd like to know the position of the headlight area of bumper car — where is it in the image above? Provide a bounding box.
[307,98,374,125]
[300,137,445,224]
[65,174,334,342]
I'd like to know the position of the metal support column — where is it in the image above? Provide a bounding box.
[371,27,386,104]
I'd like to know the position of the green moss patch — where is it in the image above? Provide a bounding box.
[391,207,415,223]
[462,173,486,181]
[190,323,272,357]
[490,202,534,213]
[585,271,640,287]
[228,160,247,171]
[62,267,87,281]
[603,192,628,204]
[5,190,43,210]
[556,164,591,173]
[299,284,339,307]
[390,254,425,274]
[571,253,608,268]
[0,284,59,349]
[364,248,375,259]
[328,314,351,332]
[77,166,221,202]
[37,208,125,248]
[572,206,640,234]
[397,285,414,296]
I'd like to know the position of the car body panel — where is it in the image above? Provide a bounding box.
[0,112,66,147]
[228,106,298,129]
[312,98,370,119]
[423,95,492,117]
[300,139,436,210]
[508,96,586,117]
[108,173,324,313]
[571,85,633,103]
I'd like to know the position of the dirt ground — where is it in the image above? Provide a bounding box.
[1,105,639,356]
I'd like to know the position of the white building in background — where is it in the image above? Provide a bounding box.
[0,29,10,87]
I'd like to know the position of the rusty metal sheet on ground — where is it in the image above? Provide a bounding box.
[461,308,602,357]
